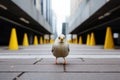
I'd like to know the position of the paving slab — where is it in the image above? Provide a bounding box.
[65,65,120,72]
[0,73,20,80]
[37,58,120,65]
[82,58,120,65]
[0,65,63,72]
[0,59,39,65]
[19,73,120,80]
[36,58,55,65]
[37,58,82,65]
[0,44,120,80]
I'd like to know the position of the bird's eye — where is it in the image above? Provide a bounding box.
[58,37,60,39]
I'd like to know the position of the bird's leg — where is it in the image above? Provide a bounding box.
[55,57,58,64]
[63,57,67,65]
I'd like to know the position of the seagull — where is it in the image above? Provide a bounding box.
[52,34,70,64]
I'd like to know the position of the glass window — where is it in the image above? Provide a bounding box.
[34,0,36,6]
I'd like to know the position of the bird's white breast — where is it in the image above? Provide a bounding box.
[52,42,69,58]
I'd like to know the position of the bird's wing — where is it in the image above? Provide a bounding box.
[51,44,55,52]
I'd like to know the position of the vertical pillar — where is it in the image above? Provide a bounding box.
[29,33,34,45]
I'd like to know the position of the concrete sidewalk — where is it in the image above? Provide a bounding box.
[0,44,120,59]
[0,58,120,80]
[0,44,120,80]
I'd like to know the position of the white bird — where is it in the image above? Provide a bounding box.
[52,34,70,64]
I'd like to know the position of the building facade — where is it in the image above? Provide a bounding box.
[67,0,120,45]
[0,0,55,45]
[62,23,68,36]
[70,0,82,16]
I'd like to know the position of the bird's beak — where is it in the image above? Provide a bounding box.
[60,37,64,41]
[58,36,64,42]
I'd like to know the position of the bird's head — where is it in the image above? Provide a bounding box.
[58,34,65,43]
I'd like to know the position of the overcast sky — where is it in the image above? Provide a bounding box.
[52,0,70,35]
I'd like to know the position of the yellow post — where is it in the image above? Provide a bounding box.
[68,39,71,43]
[33,35,38,45]
[75,37,78,44]
[76,38,78,44]
[44,39,46,44]
[47,39,49,44]
[73,39,74,44]
[45,39,48,44]
[73,39,74,43]
[23,33,29,46]
[51,39,54,44]
[86,34,90,46]
[70,39,72,43]
[104,27,114,49]
[79,36,82,44]
[8,28,18,50]
[90,32,96,46]
[67,39,71,43]
[46,39,47,44]
[50,38,53,44]
[40,36,43,44]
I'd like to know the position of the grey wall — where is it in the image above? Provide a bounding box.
[89,0,106,15]
[67,0,107,33]
[12,0,52,33]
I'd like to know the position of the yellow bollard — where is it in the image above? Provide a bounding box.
[86,34,90,46]
[23,33,29,46]
[90,32,96,46]
[33,35,38,45]
[44,39,46,44]
[47,39,49,44]
[73,39,75,43]
[104,27,114,49]
[72,39,74,44]
[70,39,72,43]
[40,36,43,44]
[75,38,78,44]
[50,38,53,44]
[67,39,71,43]
[51,39,54,44]
[79,36,82,44]
[46,39,48,44]
[68,39,72,43]
[8,28,19,50]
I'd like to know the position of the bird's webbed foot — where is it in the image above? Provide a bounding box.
[55,58,58,64]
